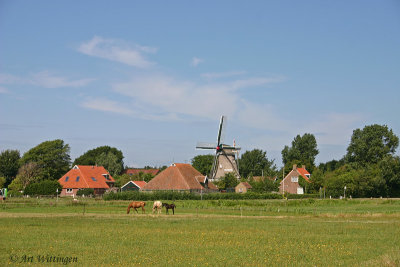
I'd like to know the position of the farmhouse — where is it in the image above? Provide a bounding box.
[121,181,147,191]
[235,182,252,193]
[141,163,218,192]
[58,165,115,196]
[279,164,310,194]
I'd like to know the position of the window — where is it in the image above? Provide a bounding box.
[291,176,298,183]
[65,176,69,182]
[102,174,110,180]
[66,188,73,193]
[91,177,97,181]
[76,176,80,182]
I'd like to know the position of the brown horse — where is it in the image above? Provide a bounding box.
[127,201,146,214]
[162,203,176,215]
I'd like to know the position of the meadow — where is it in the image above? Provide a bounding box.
[1,198,400,266]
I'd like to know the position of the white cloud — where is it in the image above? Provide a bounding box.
[30,71,94,88]
[0,71,94,89]
[81,98,133,115]
[111,74,282,120]
[78,36,157,68]
[191,57,204,67]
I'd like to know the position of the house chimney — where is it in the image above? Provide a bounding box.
[302,165,306,170]
[293,164,297,171]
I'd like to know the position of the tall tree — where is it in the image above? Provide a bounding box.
[0,149,21,186]
[20,139,71,180]
[15,162,42,190]
[192,154,214,176]
[96,152,123,176]
[239,149,277,179]
[281,133,319,172]
[73,146,124,170]
[346,124,399,165]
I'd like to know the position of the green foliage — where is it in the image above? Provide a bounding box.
[239,149,277,178]
[20,139,71,180]
[8,177,23,192]
[23,180,62,196]
[346,124,399,165]
[96,152,123,176]
[113,174,131,188]
[378,156,400,197]
[77,188,94,196]
[281,133,319,171]
[73,146,124,171]
[16,162,42,189]
[0,149,21,186]
[103,191,283,201]
[214,172,239,190]
[192,154,214,175]
[0,176,5,188]
[308,168,324,193]
[318,158,345,173]
[249,178,279,193]
[298,175,309,193]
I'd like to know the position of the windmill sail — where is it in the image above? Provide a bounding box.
[195,115,240,181]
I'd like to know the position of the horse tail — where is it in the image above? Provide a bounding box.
[127,205,131,214]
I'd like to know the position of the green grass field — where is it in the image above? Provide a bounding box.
[1,198,400,266]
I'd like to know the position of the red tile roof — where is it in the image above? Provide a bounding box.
[239,182,252,189]
[132,181,147,188]
[124,168,159,176]
[141,163,206,191]
[297,168,311,182]
[59,165,114,189]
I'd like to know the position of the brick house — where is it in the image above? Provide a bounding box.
[235,182,252,193]
[58,165,115,196]
[279,165,311,194]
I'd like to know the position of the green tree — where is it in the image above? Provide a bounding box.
[73,146,124,168]
[20,139,71,180]
[239,149,277,179]
[215,172,239,190]
[0,149,21,186]
[249,178,279,193]
[192,154,214,175]
[282,133,319,172]
[346,124,399,165]
[379,155,400,197]
[15,162,42,189]
[96,152,123,176]
[0,176,6,188]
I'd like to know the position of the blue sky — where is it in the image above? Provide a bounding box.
[1,1,399,168]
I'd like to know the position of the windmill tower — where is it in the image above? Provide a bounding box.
[196,116,241,181]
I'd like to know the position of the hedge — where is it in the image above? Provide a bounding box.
[103,191,285,201]
[24,180,63,196]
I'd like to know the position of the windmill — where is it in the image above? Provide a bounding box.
[196,116,241,181]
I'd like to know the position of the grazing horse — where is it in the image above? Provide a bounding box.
[153,201,162,214]
[127,201,146,214]
[162,203,176,215]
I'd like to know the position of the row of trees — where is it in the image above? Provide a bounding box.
[192,124,400,197]
[0,140,127,195]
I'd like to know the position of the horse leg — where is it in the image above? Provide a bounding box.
[134,207,139,213]
[172,207,174,215]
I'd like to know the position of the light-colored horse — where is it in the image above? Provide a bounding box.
[153,201,162,214]
[127,201,146,214]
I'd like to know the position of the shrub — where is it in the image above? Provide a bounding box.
[24,180,62,196]
[77,188,94,197]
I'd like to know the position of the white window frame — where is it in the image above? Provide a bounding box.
[291,176,298,183]
[66,188,73,193]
